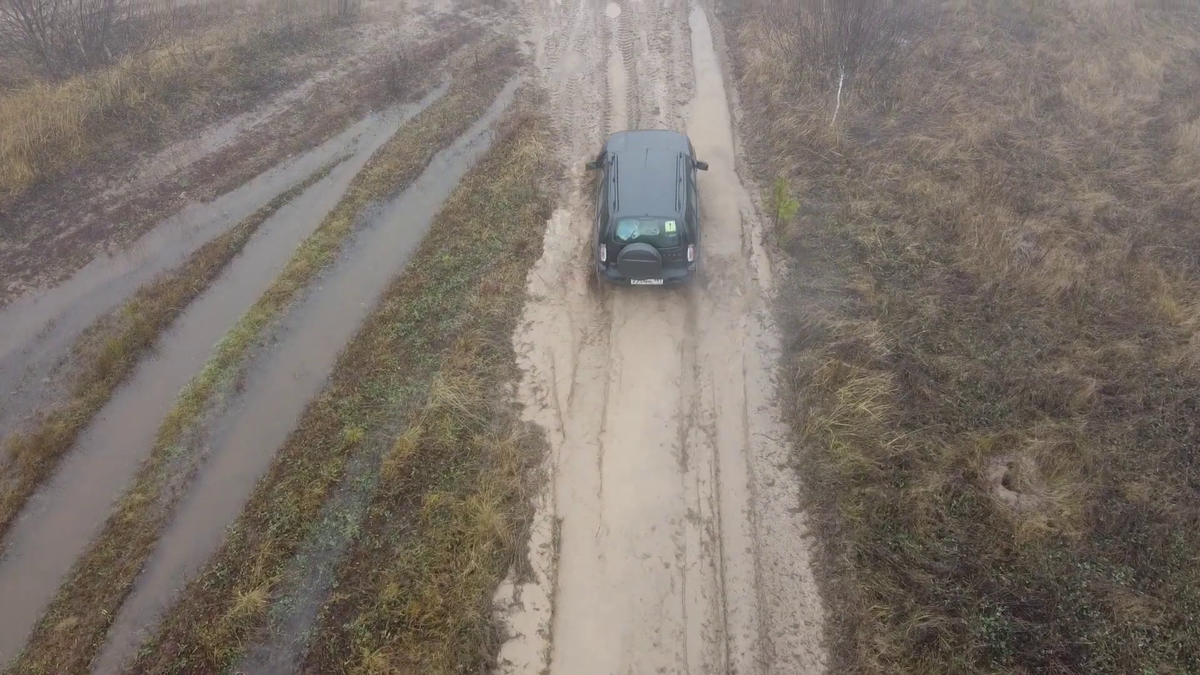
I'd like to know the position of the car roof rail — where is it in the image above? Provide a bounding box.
[611,155,620,211]
[676,154,685,213]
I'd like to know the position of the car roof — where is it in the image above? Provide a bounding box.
[604,129,692,155]
[604,130,690,218]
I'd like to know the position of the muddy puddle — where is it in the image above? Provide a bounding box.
[0,85,445,442]
[88,77,522,675]
[0,85,451,667]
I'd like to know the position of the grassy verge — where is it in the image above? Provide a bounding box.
[3,37,520,675]
[125,83,551,675]
[298,87,552,675]
[730,0,1200,673]
[0,158,341,547]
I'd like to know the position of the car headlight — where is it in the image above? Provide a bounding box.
[687,244,695,262]
[599,244,607,263]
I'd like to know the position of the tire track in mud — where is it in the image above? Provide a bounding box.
[613,0,641,129]
[545,0,607,163]
[498,3,826,674]
[88,79,523,675]
[0,89,450,668]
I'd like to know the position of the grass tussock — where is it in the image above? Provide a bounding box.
[0,160,338,550]
[113,55,535,675]
[730,0,1200,672]
[0,3,334,213]
[3,38,520,675]
[298,89,552,675]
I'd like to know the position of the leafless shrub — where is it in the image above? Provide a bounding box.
[755,0,916,122]
[0,0,176,77]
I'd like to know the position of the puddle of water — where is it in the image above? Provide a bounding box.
[0,85,450,669]
[89,77,522,675]
[0,83,445,442]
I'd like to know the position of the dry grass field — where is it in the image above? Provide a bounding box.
[0,0,352,211]
[728,0,1200,672]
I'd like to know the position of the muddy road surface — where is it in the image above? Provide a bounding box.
[496,0,827,673]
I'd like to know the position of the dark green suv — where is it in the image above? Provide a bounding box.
[586,130,709,286]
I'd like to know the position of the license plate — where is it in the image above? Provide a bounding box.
[630,278,664,286]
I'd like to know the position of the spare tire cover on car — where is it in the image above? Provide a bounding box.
[616,242,663,279]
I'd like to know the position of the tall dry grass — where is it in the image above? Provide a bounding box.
[0,0,354,213]
[730,0,1200,672]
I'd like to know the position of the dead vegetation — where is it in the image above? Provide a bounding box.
[0,18,479,307]
[0,0,358,213]
[728,0,1200,672]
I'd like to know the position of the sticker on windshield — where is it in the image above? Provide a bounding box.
[664,220,677,233]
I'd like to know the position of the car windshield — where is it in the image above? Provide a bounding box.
[612,217,681,249]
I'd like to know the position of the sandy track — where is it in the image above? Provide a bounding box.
[497,0,827,672]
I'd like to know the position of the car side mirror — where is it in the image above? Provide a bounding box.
[695,160,709,171]
[586,160,601,170]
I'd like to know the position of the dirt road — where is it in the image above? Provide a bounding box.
[496,0,826,672]
[0,0,826,669]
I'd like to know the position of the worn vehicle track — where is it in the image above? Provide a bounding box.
[497,0,826,673]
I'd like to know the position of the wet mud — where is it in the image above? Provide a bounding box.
[496,1,826,673]
[0,87,449,667]
[89,78,521,675]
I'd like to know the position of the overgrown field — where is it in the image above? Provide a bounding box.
[729,0,1200,672]
[124,82,553,675]
[4,38,522,675]
[0,0,340,211]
